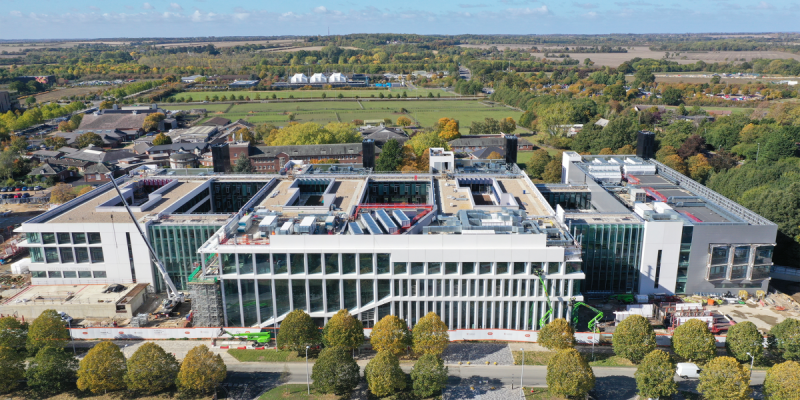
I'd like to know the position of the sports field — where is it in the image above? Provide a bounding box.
[165,99,524,134]
[168,87,460,101]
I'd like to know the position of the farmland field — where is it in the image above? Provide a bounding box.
[33,86,112,103]
[164,99,524,133]
[168,88,459,101]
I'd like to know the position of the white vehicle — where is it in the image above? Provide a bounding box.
[58,311,73,324]
[676,363,701,379]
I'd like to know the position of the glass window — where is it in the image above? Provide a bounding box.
[462,262,475,274]
[59,248,74,264]
[566,262,581,274]
[224,280,241,326]
[87,233,101,244]
[222,254,237,274]
[326,280,340,312]
[733,246,750,265]
[57,233,71,244]
[751,265,770,280]
[63,271,77,278]
[274,280,290,316]
[359,254,373,274]
[496,262,509,274]
[377,254,391,274]
[89,248,104,263]
[238,254,253,275]
[241,280,258,327]
[548,262,560,274]
[428,262,441,275]
[48,271,62,278]
[479,262,492,275]
[325,254,339,274]
[93,271,107,278]
[291,280,307,311]
[708,265,726,280]
[309,280,323,312]
[711,246,729,265]
[31,271,46,278]
[72,233,86,244]
[42,233,55,245]
[445,262,458,275]
[75,248,89,263]
[257,280,273,320]
[290,254,304,274]
[307,254,322,275]
[30,247,44,263]
[378,280,391,300]
[730,265,747,280]
[44,248,59,263]
[436,279,442,296]
[411,262,425,275]
[394,262,407,274]
[755,246,774,265]
[78,271,92,278]
[255,254,270,274]
[343,280,357,310]
[478,280,484,296]
[273,254,287,274]
[360,279,374,306]
[342,254,356,274]
[513,262,526,275]
[27,232,41,244]
[504,279,510,296]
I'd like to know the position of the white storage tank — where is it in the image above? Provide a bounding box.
[279,221,294,235]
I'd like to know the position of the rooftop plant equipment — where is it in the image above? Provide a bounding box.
[570,300,604,332]
[219,328,272,344]
[530,268,552,330]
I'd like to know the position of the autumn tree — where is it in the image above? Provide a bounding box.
[99,100,115,110]
[124,342,179,394]
[486,151,503,160]
[616,144,635,154]
[613,315,656,363]
[662,154,688,175]
[142,112,166,132]
[726,321,764,364]
[0,346,24,393]
[541,158,563,183]
[546,348,595,398]
[412,312,449,356]
[538,318,575,350]
[770,318,800,361]
[406,131,449,158]
[499,117,516,133]
[364,351,406,398]
[655,145,678,162]
[635,349,678,400]
[410,353,448,398]
[232,153,255,173]
[526,149,552,179]
[678,134,706,159]
[25,346,79,397]
[764,360,800,400]
[151,133,172,146]
[311,347,360,395]
[43,136,68,149]
[697,356,752,400]
[276,310,321,356]
[672,318,716,363]
[599,147,614,155]
[687,154,714,183]
[234,127,255,143]
[437,117,460,141]
[27,309,69,355]
[176,345,227,396]
[396,116,413,127]
[0,316,27,355]
[49,183,77,204]
[370,315,411,357]
[77,341,127,394]
[76,132,104,148]
[322,309,364,351]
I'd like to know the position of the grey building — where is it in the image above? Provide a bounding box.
[0,91,11,113]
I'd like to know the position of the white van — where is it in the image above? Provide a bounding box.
[676,363,701,379]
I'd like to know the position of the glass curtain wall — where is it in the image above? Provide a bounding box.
[149,224,221,291]
[571,223,644,294]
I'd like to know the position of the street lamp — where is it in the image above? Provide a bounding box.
[67,320,76,356]
[520,348,525,390]
[306,345,311,395]
[746,352,755,380]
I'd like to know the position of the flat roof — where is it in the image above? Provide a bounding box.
[497,179,550,215]
[674,205,733,223]
[566,213,641,224]
[1,283,147,306]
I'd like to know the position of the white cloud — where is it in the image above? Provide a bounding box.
[583,11,597,18]
[756,1,773,9]
[142,3,154,10]
[88,6,101,11]
[508,5,549,15]
[170,3,183,11]
[9,10,23,17]
[314,6,327,14]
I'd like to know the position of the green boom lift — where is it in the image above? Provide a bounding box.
[220,328,272,344]
[529,269,553,330]
[569,298,604,332]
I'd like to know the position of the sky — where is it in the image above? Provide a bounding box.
[0,0,798,40]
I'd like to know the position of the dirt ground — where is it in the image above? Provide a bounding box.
[35,86,110,103]
[715,301,800,331]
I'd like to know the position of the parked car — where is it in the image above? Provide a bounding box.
[14,187,21,192]
[34,186,43,191]
[58,312,73,324]
[676,363,701,379]
[21,186,28,191]
[0,187,7,192]
[21,193,30,198]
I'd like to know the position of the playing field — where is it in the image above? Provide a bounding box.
[168,88,459,101]
[164,99,524,133]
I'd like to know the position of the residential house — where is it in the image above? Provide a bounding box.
[53,129,138,148]
[44,158,91,172]
[101,104,163,115]
[64,146,136,165]
[31,150,64,162]
[633,105,667,112]
[229,80,259,88]
[181,75,204,83]
[249,143,378,173]
[228,142,250,165]
[158,118,178,132]
[595,118,610,128]
[359,125,409,148]
[27,163,74,182]
[80,163,114,184]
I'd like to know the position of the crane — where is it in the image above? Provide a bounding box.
[105,170,184,311]
[529,268,552,330]
[569,298,604,332]
[219,328,272,344]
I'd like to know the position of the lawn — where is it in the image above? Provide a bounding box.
[511,350,635,367]
[522,387,569,400]
[168,88,457,101]
[162,104,231,112]
[258,384,338,400]
[228,348,317,362]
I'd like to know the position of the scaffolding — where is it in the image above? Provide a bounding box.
[187,263,224,327]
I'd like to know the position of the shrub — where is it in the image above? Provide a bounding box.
[370,315,411,357]
[697,356,752,400]
[124,342,179,394]
[311,347,360,395]
[412,312,449,356]
[634,349,677,399]
[277,310,321,356]
[546,348,595,398]
[365,351,406,398]
[176,345,227,395]
[410,354,448,398]
[76,341,127,394]
[613,314,656,363]
[538,318,575,350]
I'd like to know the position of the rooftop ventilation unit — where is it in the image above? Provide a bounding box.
[392,210,411,228]
[376,209,398,234]
[360,213,383,235]
[348,222,364,235]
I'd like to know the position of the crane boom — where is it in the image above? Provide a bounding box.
[529,269,552,329]
[105,171,183,302]
[570,300,604,332]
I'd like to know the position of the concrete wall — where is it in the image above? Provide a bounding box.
[639,219,683,294]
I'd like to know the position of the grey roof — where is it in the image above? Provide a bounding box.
[362,127,409,145]
[132,142,152,154]
[224,119,254,129]
[78,113,148,131]
[148,142,210,153]
[57,147,78,154]
[251,143,378,159]
[32,150,63,158]
[202,117,232,127]
[84,163,112,174]
[170,152,198,161]
[64,147,136,163]
[449,137,504,147]
[471,146,505,159]
[45,158,90,168]
[28,163,64,176]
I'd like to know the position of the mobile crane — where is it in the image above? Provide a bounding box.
[106,170,184,313]
[569,298,604,332]
[219,328,272,344]
[529,268,553,330]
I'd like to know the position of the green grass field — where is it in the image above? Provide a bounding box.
[511,350,634,367]
[258,385,338,400]
[228,349,318,362]
[169,87,458,101]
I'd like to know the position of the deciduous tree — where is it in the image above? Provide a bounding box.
[151,133,172,146]
[322,309,364,351]
[613,315,656,363]
[124,342,179,394]
[27,309,69,355]
[276,310,321,356]
[764,360,800,400]
[770,318,800,361]
[235,127,255,143]
[0,346,24,393]
[232,153,255,173]
[311,347,360,395]
[697,356,752,400]
[541,158,562,183]
[538,318,575,350]
[76,132,104,148]
[678,134,706,159]
[49,183,76,204]
[396,116,412,127]
[375,138,403,172]
[25,346,78,397]
[526,149,552,179]
[662,154,688,175]
[142,112,165,132]
[410,353,448,398]
[176,345,226,396]
[412,312,449,356]
[672,318,716,363]
[0,316,27,355]
[370,315,411,357]
[726,321,764,364]
[635,349,678,400]
[546,348,595,398]
[364,351,406,398]
[687,154,713,183]
[499,117,516,134]
[77,341,127,394]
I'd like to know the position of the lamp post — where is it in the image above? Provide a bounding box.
[306,345,311,395]
[520,348,525,390]
[67,320,76,356]
[746,352,755,381]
